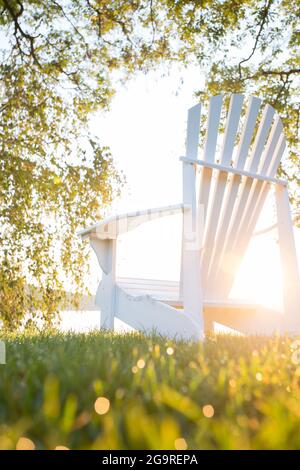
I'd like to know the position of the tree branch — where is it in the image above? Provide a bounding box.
[238,0,274,79]
[2,0,42,67]
[259,68,300,77]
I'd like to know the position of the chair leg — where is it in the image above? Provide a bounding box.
[182,161,204,339]
[275,184,300,333]
[182,244,204,336]
[90,238,116,330]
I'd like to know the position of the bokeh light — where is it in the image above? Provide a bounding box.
[16,437,35,450]
[256,372,263,382]
[94,396,110,415]
[202,404,214,418]
[137,359,145,369]
[174,437,188,450]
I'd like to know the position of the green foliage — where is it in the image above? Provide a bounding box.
[1,331,300,449]
[194,0,300,210]
[0,0,299,329]
[0,0,133,328]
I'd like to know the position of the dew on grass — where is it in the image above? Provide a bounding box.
[256,372,263,382]
[137,359,145,369]
[229,379,236,388]
[174,437,188,450]
[16,437,35,450]
[94,397,110,415]
[202,404,214,418]
[115,388,125,399]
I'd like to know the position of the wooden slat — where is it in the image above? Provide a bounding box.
[247,104,275,172]
[268,133,287,177]
[232,119,285,253]
[259,115,283,175]
[242,134,286,238]
[198,167,213,221]
[181,157,287,186]
[235,96,262,169]
[201,170,228,287]
[215,133,286,297]
[231,117,285,250]
[78,203,185,239]
[220,94,244,166]
[116,277,260,309]
[201,95,244,288]
[203,95,223,163]
[204,305,284,335]
[198,95,223,222]
[212,104,276,292]
[205,174,242,289]
[206,97,262,285]
[186,103,201,159]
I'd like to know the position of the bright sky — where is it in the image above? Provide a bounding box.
[89,64,205,282]
[62,64,300,332]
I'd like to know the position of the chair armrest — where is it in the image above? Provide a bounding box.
[77,203,188,240]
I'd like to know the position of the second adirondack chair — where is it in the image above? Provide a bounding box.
[78,94,300,340]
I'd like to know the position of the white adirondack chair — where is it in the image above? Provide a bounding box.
[78,94,300,340]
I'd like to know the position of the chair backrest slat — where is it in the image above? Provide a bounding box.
[198,167,214,223]
[220,94,244,166]
[199,95,223,222]
[202,95,245,286]
[211,103,275,288]
[182,93,286,301]
[233,126,286,255]
[201,170,228,289]
[206,96,262,288]
[247,104,275,172]
[203,95,223,163]
[244,135,286,240]
[214,133,286,297]
[235,96,261,169]
[259,115,283,176]
[186,103,201,160]
[268,133,286,177]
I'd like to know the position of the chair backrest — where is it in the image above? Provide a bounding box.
[183,94,287,300]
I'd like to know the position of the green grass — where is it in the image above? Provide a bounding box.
[1,330,300,450]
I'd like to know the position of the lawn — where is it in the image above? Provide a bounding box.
[0,330,300,450]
